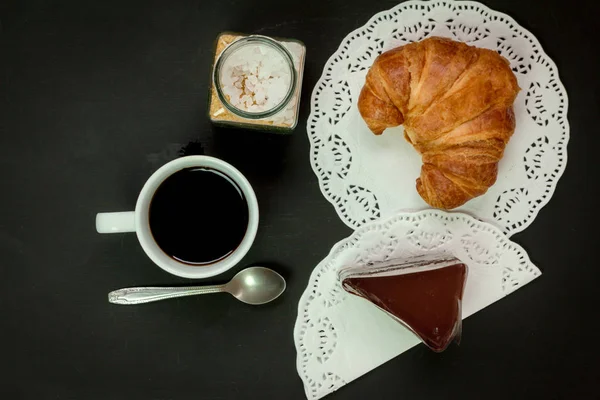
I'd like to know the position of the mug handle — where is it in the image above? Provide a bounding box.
[96,211,135,233]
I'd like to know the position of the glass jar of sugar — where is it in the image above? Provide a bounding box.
[209,33,306,133]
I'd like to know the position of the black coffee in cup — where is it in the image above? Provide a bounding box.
[149,167,249,265]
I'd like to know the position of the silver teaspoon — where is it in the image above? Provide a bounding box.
[108,267,286,306]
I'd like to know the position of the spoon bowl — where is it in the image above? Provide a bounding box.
[226,267,286,305]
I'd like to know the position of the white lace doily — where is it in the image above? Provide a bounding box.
[308,0,569,236]
[294,210,541,399]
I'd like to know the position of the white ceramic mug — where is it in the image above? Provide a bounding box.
[96,156,259,279]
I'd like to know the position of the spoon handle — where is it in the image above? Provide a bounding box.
[108,285,225,305]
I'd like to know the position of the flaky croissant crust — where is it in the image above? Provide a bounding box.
[358,37,520,209]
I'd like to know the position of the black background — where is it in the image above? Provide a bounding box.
[2,0,599,399]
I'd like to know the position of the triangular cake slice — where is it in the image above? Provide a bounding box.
[339,255,468,352]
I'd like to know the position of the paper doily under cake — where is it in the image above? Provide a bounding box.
[294,210,541,399]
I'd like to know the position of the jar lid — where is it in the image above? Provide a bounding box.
[213,35,297,120]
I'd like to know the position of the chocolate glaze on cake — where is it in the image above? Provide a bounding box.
[340,255,467,352]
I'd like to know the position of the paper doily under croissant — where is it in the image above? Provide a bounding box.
[294,210,540,399]
[308,0,569,236]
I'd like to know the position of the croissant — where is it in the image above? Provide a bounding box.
[358,37,520,209]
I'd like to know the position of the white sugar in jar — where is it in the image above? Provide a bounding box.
[210,34,305,132]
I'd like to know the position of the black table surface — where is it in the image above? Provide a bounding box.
[2,0,599,398]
